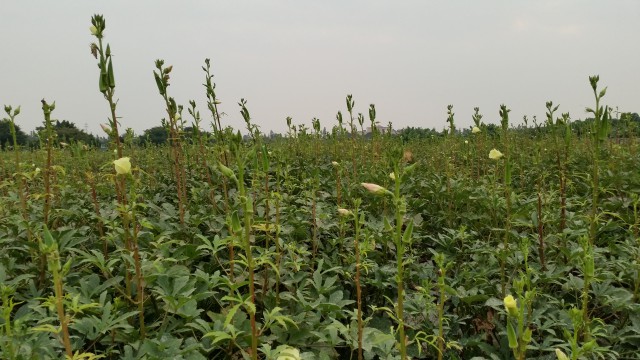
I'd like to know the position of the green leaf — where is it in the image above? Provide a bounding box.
[203,331,233,345]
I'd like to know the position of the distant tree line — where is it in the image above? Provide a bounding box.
[1,119,101,150]
[398,112,640,140]
[2,112,639,150]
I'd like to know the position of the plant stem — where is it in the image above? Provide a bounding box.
[393,166,407,360]
[237,158,258,360]
[354,201,363,360]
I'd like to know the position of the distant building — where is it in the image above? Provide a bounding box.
[365,123,397,135]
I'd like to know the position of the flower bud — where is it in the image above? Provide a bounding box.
[361,182,392,196]
[503,295,518,317]
[337,208,353,217]
[90,25,98,35]
[100,123,112,134]
[555,349,569,360]
[389,172,396,180]
[472,126,481,134]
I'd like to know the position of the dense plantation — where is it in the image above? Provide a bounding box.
[1,15,640,360]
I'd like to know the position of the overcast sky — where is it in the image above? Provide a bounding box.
[1,1,638,136]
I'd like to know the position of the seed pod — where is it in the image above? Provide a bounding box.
[107,58,116,88]
[99,69,108,93]
[230,211,242,233]
[507,322,518,349]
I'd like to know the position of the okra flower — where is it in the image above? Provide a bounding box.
[277,347,301,360]
[472,126,481,134]
[90,25,98,36]
[113,157,131,175]
[489,148,504,160]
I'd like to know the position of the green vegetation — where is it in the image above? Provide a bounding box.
[1,15,640,360]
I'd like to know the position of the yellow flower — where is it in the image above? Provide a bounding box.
[389,172,396,180]
[504,295,518,316]
[331,161,339,167]
[489,148,504,160]
[113,157,131,175]
[337,208,353,217]
[90,25,98,36]
[472,126,481,134]
[555,349,569,360]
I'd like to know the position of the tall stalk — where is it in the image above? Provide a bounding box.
[445,105,455,227]
[41,100,55,227]
[90,15,133,295]
[41,227,73,357]
[240,158,258,360]
[153,60,187,225]
[3,106,28,220]
[90,15,123,158]
[586,75,610,247]
[392,170,407,359]
[362,158,415,360]
[219,145,258,360]
[114,157,146,339]
[346,95,358,181]
[434,253,450,360]
[499,104,512,297]
[354,201,364,360]
[202,59,231,217]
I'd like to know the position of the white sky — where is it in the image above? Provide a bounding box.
[1,1,638,136]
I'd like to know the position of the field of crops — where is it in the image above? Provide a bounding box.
[2,15,640,360]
